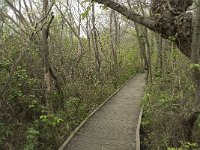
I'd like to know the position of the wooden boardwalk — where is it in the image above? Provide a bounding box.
[60,74,145,150]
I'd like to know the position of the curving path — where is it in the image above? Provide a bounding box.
[60,74,145,150]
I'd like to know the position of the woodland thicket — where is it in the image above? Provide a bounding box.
[0,0,142,149]
[1,0,200,150]
[91,0,200,149]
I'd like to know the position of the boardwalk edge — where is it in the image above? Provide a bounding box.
[136,107,143,150]
[58,74,137,150]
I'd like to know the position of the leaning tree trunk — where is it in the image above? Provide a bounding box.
[92,0,194,59]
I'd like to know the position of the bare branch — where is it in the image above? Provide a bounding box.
[22,0,34,25]
[5,0,30,28]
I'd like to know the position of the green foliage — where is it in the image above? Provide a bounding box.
[0,8,141,149]
[0,122,12,146]
[81,6,91,19]
[39,115,64,127]
[168,36,176,41]
[168,142,200,150]
[23,114,65,150]
[190,63,200,72]
[64,97,87,126]
[24,127,39,150]
[141,49,198,149]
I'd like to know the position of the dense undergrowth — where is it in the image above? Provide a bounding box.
[0,30,141,149]
[141,48,200,149]
[1,1,200,150]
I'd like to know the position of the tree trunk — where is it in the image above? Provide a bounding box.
[110,10,119,88]
[156,34,163,71]
[127,0,148,72]
[41,0,54,111]
[42,28,51,109]
[91,3,101,74]
[142,28,152,83]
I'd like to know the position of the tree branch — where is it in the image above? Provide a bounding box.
[5,0,30,29]
[92,0,156,31]
[92,0,194,59]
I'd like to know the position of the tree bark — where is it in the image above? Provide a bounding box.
[110,10,118,88]
[91,3,101,74]
[156,34,163,70]
[143,28,153,83]
[42,0,54,111]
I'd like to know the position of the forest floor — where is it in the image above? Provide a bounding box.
[61,73,146,150]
